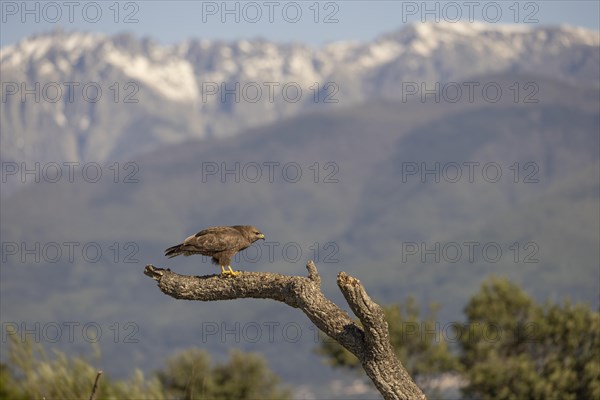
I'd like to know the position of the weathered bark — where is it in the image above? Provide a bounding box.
[144,261,426,400]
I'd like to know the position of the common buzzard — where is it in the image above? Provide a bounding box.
[165,225,265,276]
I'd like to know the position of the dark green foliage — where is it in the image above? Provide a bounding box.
[156,348,213,399]
[1,337,290,400]
[0,363,27,400]
[316,296,459,380]
[453,277,539,369]
[386,299,460,378]
[1,336,164,399]
[318,277,600,399]
[455,277,600,400]
[157,348,290,400]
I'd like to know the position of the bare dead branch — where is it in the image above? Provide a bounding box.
[143,261,426,400]
[88,370,103,400]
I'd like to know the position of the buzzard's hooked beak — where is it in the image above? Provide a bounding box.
[258,233,265,240]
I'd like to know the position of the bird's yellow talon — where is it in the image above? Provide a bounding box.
[220,266,240,277]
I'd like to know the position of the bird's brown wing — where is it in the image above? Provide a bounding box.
[165,226,250,259]
[184,233,226,253]
[193,226,238,238]
[182,226,245,256]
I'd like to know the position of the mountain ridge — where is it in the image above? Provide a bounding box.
[2,22,599,183]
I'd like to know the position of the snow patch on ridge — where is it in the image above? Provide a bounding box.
[104,47,199,102]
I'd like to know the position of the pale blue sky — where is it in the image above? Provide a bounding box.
[1,1,599,47]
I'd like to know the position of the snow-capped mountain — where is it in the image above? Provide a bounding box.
[1,22,598,167]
